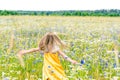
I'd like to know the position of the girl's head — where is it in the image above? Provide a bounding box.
[39,32,65,53]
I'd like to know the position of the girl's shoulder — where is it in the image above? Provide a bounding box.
[42,45,60,54]
[52,45,60,53]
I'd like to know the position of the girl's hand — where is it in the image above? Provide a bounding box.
[17,50,26,55]
[71,60,78,64]
[16,50,26,67]
[16,48,39,67]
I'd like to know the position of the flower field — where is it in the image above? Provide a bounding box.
[0,16,120,80]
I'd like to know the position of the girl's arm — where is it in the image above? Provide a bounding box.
[17,47,40,67]
[17,47,40,55]
[58,50,78,64]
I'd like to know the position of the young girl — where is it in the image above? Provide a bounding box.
[17,32,78,80]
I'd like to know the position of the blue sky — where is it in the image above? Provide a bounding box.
[0,0,120,11]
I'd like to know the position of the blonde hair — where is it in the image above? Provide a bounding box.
[39,32,65,53]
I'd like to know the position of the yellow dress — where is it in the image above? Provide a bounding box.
[42,52,68,80]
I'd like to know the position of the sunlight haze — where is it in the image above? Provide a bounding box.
[0,0,120,11]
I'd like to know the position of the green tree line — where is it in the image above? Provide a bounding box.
[0,9,120,16]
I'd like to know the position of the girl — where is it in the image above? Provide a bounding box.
[17,32,78,80]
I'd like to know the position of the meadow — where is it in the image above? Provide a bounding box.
[0,16,120,80]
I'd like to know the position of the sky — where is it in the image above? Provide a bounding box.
[0,0,120,11]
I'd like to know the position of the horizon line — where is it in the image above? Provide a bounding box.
[0,9,120,11]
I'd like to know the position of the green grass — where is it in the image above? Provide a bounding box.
[0,16,120,80]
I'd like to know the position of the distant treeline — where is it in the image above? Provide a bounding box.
[0,9,120,16]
